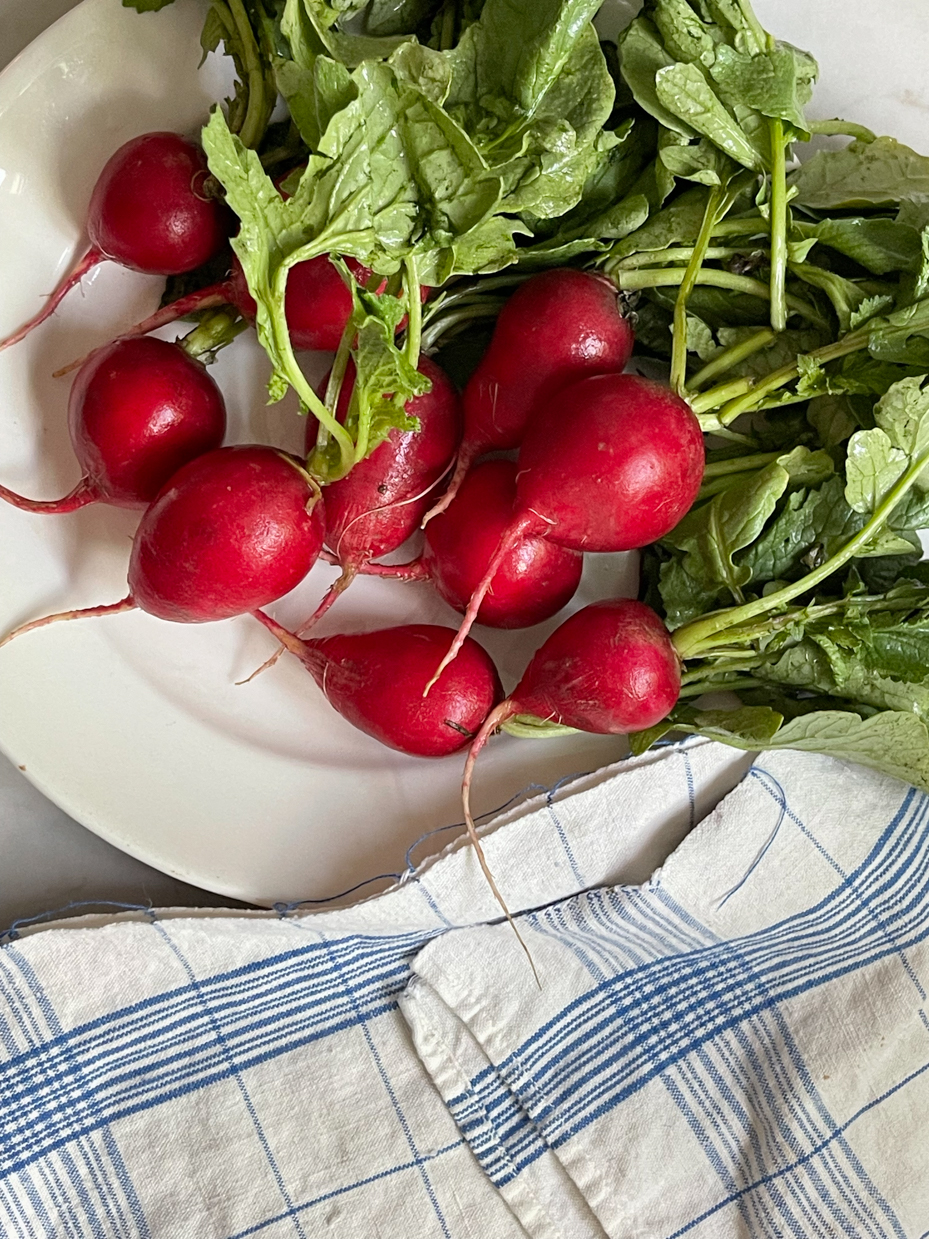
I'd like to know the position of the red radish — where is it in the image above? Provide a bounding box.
[55,253,432,377]
[297,355,461,628]
[415,459,583,626]
[427,372,705,686]
[0,133,228,352]
[459,599,681,945]
[251,610,503,758]
[243,354,461,685]
[0,337,226,515]
[0,446,325,644]
[422,268,635,524]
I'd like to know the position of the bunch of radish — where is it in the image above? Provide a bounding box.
[0,128,709,938]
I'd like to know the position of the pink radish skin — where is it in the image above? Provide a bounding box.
[428,372,705,686]
[0,446,325,644]
[56,253,432,377]
[252,611,503,758]
[0,337,226,515]
[285,355,462,638]
[0,133,228,352]
[422,268,635,525]
[311,356,462,563]
[459,599,681,946]
[421,459,583,627]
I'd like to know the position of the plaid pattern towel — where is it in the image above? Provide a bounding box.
[0,739,926,1238]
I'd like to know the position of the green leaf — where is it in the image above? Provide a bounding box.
[367,0,439,37]
[789,136,929,210]
[618,16,698,138]
[683,707,929,793]
[291,0,415,67]
[873,374,929,471]
[611,184,712,259]
[807,394,861,448]
[662,460,794,612]
[654,62,765,171]
[844,429,909,515]
[441,0,615,218]
[658,136,736,186]
[122,0,176,10]
[788,263,874,336]
[647,0,717,69]
[793,216,922,276]
[389,40,451,103]
[736,475,849,585]
[865,296,929,366]
[709,41,814,134]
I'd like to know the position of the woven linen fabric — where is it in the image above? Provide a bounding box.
[0,741,924,1238]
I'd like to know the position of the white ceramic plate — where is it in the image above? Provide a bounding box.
[0,0,927,907]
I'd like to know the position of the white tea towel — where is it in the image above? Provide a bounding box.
[403,750,929,1239]
[0,740,924,1237]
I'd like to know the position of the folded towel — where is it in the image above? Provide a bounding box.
[0,740,925,1238]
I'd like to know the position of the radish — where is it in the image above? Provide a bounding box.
[0,337,226,515]
[0,446,325,644]
[251,610,503,758]
[300,353,462,624]
[55,253,433,377]
[57,253,374,358]
[421,268,635,524]
[427,372,705,686]
[0,133,228,352]
[460,599,681,956]
[419,459,583,627]
[242,355,461,684]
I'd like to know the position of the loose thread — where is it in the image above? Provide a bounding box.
[1,900,157,942]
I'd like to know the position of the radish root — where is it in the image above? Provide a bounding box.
[0,596,136,648]
[462,699,541,987]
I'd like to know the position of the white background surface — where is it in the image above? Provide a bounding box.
[1,0,928,930]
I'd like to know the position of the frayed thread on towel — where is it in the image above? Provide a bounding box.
[1,900,158,942]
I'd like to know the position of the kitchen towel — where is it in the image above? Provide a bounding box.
[0,739,926,1238]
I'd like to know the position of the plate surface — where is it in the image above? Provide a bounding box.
[0,0,927,906]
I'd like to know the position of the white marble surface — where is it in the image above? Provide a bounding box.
[0,0,247,926]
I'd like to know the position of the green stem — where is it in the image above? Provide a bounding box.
[615,245,769,271]
[690,325,871,417]
[225,0,270,150]
[178,309,248,361]
[403,254,422,371]
[500,717,580,739]
[616,268,827,328]
[677,676,770,698]
[769,116,788,333]
[673,453,929,659]
[737,0,768,53]
[702,451,782,478]
[806,119,877,144]
[711,216,766,236]
[270,265,354,477]
[421,302,506,352]
[323,313,355,426]
[689,328,777,391]
[421,273,530,321]
[696,472,757,500]
[704,426,763,448]
[438,0,456,50]
[672,187,724,394]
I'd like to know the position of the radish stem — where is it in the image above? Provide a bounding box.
[673,451,929,659]
[671,184,724,394]
[616,268,827,329]
[769,117,788,333]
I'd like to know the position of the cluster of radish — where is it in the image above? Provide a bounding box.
[0,129,706,924]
